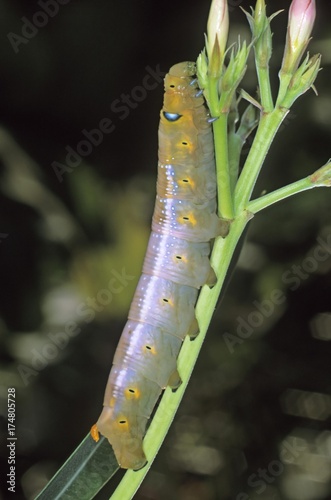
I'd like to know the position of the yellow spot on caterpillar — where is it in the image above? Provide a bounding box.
[145,344,157,355]
[177,138,195,153]
[180,141,193,152]
[179,177,195,189]
[125,387,141,400]
[174,254,188,264]
[179,212,197,226]
[161,297,174,307]
[116,417,129,432]
[108,396,116,408]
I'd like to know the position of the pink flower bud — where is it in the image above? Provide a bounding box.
[289,0,316,46]
[283,0,316,72]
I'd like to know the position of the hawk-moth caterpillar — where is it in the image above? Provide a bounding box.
[91,61,228,470]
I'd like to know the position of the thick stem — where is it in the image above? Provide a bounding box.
[256,63,274,112]
[228,131,242,193]
[276,70,293,107]
[234,107,289,212]
[208,76,234,219]
[213,113,234,219]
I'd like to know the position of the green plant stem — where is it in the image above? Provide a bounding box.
[213,114,234,219]
[247,175,317,214]
[228,131,242,193]
[208,77,234,219]
[234,107,289,212]
[276,70,292,107]
[256,64,273,112]
[110,212,250,500]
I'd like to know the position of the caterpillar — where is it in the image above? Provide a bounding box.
[91,61,228,470]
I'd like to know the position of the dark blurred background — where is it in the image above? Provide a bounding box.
[0,0,330,499]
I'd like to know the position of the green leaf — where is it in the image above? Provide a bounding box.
[35,434,119,500]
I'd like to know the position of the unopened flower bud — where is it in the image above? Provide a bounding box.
[206,0,229,75]
[282,0,316,73]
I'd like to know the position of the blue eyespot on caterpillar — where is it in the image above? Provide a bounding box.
[91,61,229,471]
[163,112,182,122]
